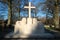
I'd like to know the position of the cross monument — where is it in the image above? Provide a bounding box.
[24,2,36,18]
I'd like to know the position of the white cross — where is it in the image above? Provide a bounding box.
[24,2,36,18]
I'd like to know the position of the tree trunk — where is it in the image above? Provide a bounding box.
[7,0,12,26]
[54,5,59,28]
[46,8,49,25]
[35,9,37,18]
[18,0,20,20]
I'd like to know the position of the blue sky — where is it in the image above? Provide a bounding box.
[20,0,46,17]
[0,0,46,20]
[29,0,46,17]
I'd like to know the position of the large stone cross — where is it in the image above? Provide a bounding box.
[24,2,36,18]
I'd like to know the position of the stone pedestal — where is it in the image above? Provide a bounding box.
[33,18,37,24]
[27,18,33,24]
[14,18,27,33]
[21,18,27,24]
[14,21,21,33]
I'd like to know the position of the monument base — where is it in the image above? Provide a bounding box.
[4,18,54,38]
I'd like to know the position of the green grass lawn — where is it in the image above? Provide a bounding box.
[44,25,60,32]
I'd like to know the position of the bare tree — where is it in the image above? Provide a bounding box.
[0,0,28,25]
[41,0,60,28]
